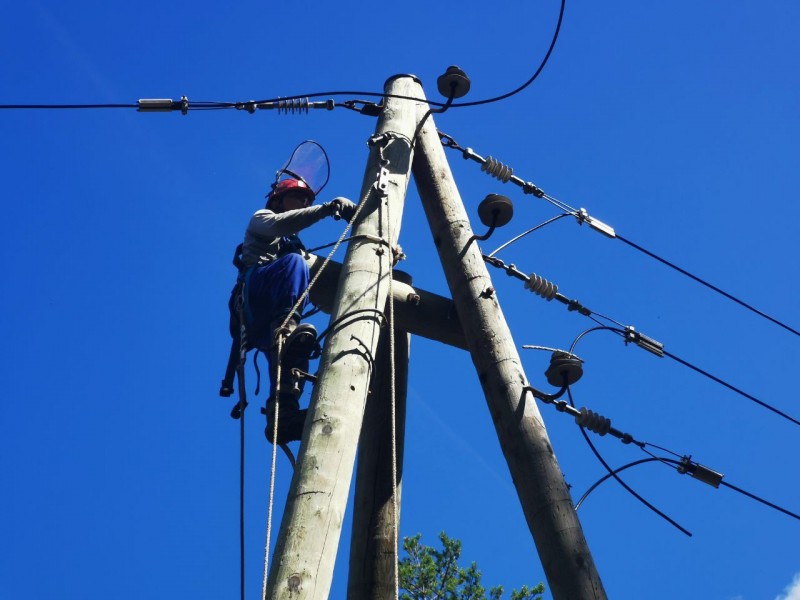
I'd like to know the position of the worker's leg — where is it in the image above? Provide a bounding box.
[248,253,316,443]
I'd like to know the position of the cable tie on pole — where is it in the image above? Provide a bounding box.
[677,456,724,488]
[624,326,665,357]
[576,208,616,238]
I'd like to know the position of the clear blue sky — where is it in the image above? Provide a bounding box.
[2,1,799,599]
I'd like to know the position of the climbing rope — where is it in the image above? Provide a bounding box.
[385,176,401,600]
[260,185,374,599]
[262,334,283,600]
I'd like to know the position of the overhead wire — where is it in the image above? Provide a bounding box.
[575,455,800,522]
[543,382,800,525]
[662,348,800,427]
[615,233,800,338]
[441,133,799,339]
[0,0,565,113]
[564,387,692,536]
[567,325,800,428]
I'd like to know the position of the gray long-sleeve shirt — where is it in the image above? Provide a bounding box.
[242,204,331,268]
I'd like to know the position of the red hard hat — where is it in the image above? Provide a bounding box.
[267,178,315,207]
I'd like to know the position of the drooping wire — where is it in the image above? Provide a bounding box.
[486,213,571,257]
[446,0,566,108]
[0,1,565,113]
[565,387,692,536]
[569,326,623,354]
[575,458,660,510]
[576,455,800,522]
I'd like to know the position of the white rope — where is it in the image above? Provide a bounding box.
[385,183,401,600]
[260,195,372,599]
[262,334,283,600]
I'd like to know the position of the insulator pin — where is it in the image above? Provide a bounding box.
[575,407,612,436]
[524,273,558,301]
[481,156,513,183]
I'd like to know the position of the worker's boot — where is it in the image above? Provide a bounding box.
[264,395,307,444]
[264,316,318,444]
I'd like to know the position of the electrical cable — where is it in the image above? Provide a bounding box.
[567,325,800,428]
[575,457,660,510]
[568,326,623,354]
[442,135,799,339]
[315,308,387,347]
[445,0,566,108]
[486,213,570,257]
[719,480,800,522]
[577,456,800,522]
[565,387,692,536]
[662,349,800,427]
[615,234,800,338]
[0,103,137,109]
[0,1,565,113]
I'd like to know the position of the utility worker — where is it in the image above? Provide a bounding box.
[242,177,356,443]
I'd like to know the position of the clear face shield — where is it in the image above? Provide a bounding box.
[274,140,330,196]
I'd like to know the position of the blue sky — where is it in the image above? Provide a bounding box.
[2,1,799,599]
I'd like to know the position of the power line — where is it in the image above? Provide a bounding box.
[565,325,800,428]
[0,1,566,114]
[615,233,800,337]
[662,349,800,427]
[0,103,136,109]
[575,456,800,523]
[441,134,800,339]
[528,381,800,526]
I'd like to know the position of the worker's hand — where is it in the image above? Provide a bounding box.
[392,244,405,266]
[327,197,357,222]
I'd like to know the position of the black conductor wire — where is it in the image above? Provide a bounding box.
[565,387,692,536]
[615,234,800,338]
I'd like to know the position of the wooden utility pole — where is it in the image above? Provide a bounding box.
[412,105,608,599]
[264,75,423,600]
[347,326,409,600]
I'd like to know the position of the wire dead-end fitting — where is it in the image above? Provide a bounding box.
[137,96,189,114]
[678,456,724,488]
[576,208,616,238]
[625,326,664,357]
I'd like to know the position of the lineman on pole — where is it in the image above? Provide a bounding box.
[240,141,356,443]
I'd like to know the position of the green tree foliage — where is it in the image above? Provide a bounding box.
[398,532,545,600]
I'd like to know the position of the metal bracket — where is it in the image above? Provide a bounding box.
[375,165,390,196]
[624,326,665,357]
[576,208,616,238]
